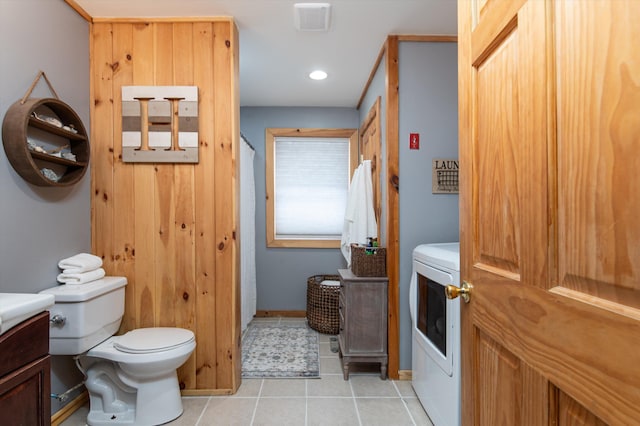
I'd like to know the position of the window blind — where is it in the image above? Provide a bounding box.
[274,136,349,239]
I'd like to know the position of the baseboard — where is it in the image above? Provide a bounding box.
[51,391,88,426]
[398,370,412,381]
[255,310,306,318]
[182,389,235,396]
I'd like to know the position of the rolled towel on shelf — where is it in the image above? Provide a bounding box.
[58,253,103,274]
[57,268,106,285]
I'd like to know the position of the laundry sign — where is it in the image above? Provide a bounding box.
[432,158,459,194]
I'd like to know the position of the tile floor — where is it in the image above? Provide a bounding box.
[61,318,433,426]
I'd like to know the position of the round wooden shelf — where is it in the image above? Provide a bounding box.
[2,98,89,187]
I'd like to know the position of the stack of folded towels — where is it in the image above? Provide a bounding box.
[57,253,105,285]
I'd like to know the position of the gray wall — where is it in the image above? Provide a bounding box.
[1,0,90,413]
[398,41,459,369]
[240,107,359,310]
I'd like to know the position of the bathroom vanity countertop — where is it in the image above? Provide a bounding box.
[0,293,54,335]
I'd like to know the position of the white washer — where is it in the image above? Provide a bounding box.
[409,242,460,426]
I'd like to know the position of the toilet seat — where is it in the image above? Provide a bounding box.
[86,327,196,364]
[114,328,195,354]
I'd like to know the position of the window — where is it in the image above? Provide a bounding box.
[266,128,358,248]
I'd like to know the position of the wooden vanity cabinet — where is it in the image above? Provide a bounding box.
[0,311,51,426]
[337,268,388,380]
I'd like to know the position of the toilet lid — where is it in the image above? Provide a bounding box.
[114,328,195,354]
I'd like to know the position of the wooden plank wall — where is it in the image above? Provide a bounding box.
[90,19,240,393]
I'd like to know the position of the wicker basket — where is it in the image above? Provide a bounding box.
[306,274,341,335]
[351,244,387,277]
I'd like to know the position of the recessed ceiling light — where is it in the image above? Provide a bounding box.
[309,70,328,80]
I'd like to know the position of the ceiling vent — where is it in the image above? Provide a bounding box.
[294,3,331,32]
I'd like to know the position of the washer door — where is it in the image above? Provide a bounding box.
[412,261,458,376]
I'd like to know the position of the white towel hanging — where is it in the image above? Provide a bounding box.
[340,160,377,266]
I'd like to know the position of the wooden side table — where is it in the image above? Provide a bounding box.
[337,268,388,380]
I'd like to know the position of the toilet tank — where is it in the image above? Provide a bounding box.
[40,276,127,355]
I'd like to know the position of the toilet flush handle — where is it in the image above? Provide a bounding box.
[50,314,66,326]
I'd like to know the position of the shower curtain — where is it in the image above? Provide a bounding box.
[240,134,257,331]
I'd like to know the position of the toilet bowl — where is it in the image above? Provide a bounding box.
[40,277,196,426]
[80,328,195,425]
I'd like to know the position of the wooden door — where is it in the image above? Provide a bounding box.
[458,1,640,424]
[359,96,382,226]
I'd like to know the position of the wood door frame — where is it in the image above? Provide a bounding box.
[384,36,401,380]
[357,34,457,379]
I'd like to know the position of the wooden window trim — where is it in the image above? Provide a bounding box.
[265,127,358,248]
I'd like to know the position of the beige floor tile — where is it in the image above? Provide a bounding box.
[259,378,306,397]
[355,398,415,426]
[404,398,434,426]
[319,342,335,357]
[252,398,306,426]
[393,380,417,398]
[350,375,398,397]
[234,379,263,397]
[60,404,89,426]
[320,356,344,375]
[61,398,207,426]
[307,375,353,397]
[199,397,257,426]
[167,397,209,425]
[307,398,360,426]
[317,333,334,343]
[61,392,430,426]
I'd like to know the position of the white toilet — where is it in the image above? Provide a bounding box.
[40,276,196,426]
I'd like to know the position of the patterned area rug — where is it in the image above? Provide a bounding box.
[242,322,320,378]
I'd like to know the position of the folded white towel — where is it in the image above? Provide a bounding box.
[58,253,103,274]
[57,268,106,285]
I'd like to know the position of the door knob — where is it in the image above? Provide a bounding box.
[445,281,473,303]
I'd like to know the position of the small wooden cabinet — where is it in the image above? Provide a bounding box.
[0,311,51,426]
[338,268,388,380]
[2,98,89,186]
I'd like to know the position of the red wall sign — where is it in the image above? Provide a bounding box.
[409,133,420,150]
